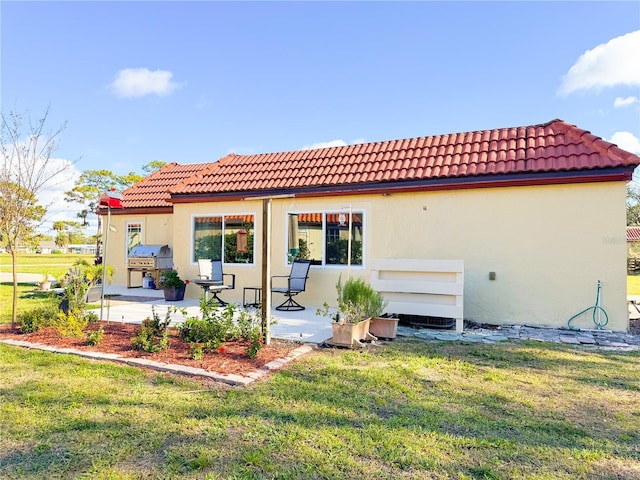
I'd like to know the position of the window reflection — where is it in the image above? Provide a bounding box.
[193,214,255,264]
[287,211,363,266]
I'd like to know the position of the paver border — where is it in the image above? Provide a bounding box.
[0,338,316,386]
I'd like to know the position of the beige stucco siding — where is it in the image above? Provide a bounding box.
[105,180,629,331]
[368,182,627,331]
[104,213,174,287]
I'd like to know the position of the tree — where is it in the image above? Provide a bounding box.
[64,161,165,262]
[52,220,84,249]
[142,160,166,174]
[0,107,72,327]
[627,185,640,226]
[64,169,135,262]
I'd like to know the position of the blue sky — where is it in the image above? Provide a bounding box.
[1,1,639,232]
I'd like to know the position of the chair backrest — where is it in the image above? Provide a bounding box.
[289,260,311,291]
[211,259,224,283]
[197,259,212,279]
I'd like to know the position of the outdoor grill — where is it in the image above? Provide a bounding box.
[127,245,173,288]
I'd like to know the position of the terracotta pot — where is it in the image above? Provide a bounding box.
[369,316,399,339]
[330,318,377,348]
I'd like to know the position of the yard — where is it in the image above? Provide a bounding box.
[1,338,639,479]
[1,256,639,478]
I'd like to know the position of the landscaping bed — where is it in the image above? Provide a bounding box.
[0,321,299,377]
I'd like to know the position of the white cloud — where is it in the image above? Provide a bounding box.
[36,159,90,233]
[558,30,640,96]
[302,139,347,150]
[301,138,367,150]
[614,96,639,108]
[609,131,640,155]
[110,68,184,98]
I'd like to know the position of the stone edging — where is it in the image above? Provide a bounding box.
[0,339,316,386]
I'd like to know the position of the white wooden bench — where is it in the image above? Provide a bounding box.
[370,259,464,332]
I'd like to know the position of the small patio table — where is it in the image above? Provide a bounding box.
[243,287,262,308]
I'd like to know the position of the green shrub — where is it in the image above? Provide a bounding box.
[131,306,172,353]
[85,326,104,346]
[52,310,88,337]
[189,342,204,360]
[177,297,265,358]
[237,308,257,340]
[18,304,59,333]
[246,329,263,359]
[178,300,239,345]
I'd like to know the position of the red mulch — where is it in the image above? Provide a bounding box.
[0,321,299,378]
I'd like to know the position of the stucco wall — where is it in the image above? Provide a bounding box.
[106,180,629,331]
[103,213,174,287]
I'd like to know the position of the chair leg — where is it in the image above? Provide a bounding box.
[209,290,228,306]
[275,294,305,311]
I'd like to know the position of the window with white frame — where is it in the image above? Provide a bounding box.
[287,211,364,266]
[126,222,142,255]
[193,214,255,264]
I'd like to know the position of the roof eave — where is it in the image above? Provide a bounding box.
[98,206,174,215]
[166,167,635,203]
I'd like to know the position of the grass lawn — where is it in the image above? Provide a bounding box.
[1,260,639,478]
[0,253,94,277]
[0,339,638,479]
[0,283,60,324]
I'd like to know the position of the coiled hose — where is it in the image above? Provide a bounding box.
[567,280,609,330]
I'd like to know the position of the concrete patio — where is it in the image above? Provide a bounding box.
[101,284,334,344]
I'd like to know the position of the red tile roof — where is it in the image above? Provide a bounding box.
[628,226,640,242]
[168,119,640,198]
[121,162,211,209]
[118,119,640,209]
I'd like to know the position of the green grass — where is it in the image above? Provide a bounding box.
[0,253,93,276]
[0,254,92,324]
[0,283,60,324]
[2,257,639,477]
[0,339,639,479]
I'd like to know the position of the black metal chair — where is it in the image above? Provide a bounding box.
[194,259,235,306]
[271,260,311,311]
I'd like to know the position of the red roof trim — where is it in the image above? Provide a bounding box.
[166,167,633,204]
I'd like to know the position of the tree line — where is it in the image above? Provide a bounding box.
[1,106,164,326]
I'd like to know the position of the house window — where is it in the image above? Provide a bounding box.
[325,211,364,266]
[287,211,364,266]
[193,214,255,264]
[126,222,142,255]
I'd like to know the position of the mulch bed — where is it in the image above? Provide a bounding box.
[0,321,299,377]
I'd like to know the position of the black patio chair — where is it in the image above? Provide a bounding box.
[271,260,311,311]
[194,258,235,306]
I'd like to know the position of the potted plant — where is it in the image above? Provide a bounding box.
[39,271,52,291]
[369,313,399,340]
[319,276,385,348]
[356,279,397,340]
[159,269,186,301]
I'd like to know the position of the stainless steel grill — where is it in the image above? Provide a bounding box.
[127,245,173,288]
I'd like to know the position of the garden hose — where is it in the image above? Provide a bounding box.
[567,280,609,331]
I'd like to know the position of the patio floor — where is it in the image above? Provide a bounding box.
[101,284,333,344]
